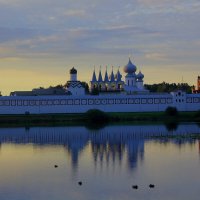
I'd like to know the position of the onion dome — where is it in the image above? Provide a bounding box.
[137,71,144,80]
[124,58,137,74]
[91,69,97,82]
[70,67,77,74]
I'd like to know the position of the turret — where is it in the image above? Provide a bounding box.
[115,68,122,82]
[70,67,77,81]
[110,67,115,82]
[136,71,144,90]
[123,58,148,94]
[104,67,109,82]
[124,58,137,74]
[91,69,97,82]
[124,58,137,87]
[98,67,103,82]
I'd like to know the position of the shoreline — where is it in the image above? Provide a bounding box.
[0,111,199,128]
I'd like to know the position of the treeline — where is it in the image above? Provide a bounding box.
[144,82,193,93]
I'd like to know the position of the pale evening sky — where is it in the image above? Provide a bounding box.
[0,0,200,95]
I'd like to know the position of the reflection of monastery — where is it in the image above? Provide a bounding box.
[0,125,199,170]
[0,58,199,114]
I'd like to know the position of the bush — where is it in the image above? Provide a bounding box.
[194,110,200,122]
[165,107,178,116]
[91,88,99,95]
[85,109,109,123]
[194,110,200,117]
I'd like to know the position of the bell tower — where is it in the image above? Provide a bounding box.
[197,76,200,91]
[70,67,77,81]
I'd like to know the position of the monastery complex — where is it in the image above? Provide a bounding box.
[0,58,199,114]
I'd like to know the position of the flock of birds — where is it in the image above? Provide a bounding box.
[54,165,155,189]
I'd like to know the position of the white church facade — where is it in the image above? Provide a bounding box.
[0,58,199,114]
[90,58,148,94]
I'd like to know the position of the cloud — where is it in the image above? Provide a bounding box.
[0,56,23,62]
[63,9,87,17]
[0,27,41,43]
[145,53,168,61]
[0,0,199,74]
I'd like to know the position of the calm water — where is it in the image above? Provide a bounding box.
[0,123,199,200]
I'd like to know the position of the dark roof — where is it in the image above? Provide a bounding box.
[70,67,77,74]
[10,91,35,96]
[10,88,68,96]
[91,70,97,82]
[67,81,83,88]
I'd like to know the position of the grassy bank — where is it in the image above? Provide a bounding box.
[0,110,199,127]
[0,113,86,127]
[108,111,200,122]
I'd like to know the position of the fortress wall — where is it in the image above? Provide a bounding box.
[185,94,200,111]
[0,94,199,114]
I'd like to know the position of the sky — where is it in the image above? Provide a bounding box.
[0,0,200,95]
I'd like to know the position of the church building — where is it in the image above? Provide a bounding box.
[90,58,148,94]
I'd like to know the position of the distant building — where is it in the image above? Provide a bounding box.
[192,76,200,94]
[10,87,68,96]
[2,58,198,115]
[65,67,85,96]
[90,66,124,92]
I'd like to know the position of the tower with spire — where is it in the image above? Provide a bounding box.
[66,67,85,95]
[123,58,148,94]
[136,71,144,90]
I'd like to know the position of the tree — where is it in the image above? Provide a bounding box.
[81,82,89,94]
[165,107,178,116]
[144,82,193,93]
[91,87,99,95]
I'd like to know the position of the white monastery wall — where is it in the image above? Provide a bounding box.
[0,93,199,114]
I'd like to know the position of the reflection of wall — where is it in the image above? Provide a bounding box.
[0,124,199,170]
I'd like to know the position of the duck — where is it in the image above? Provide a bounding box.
[132,185,138,189]
[78,181,82,186]
[149,184,155,188]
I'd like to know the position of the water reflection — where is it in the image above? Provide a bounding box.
[0,123,199,172]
